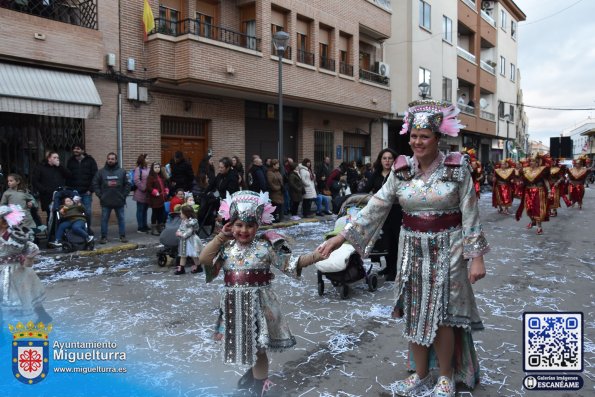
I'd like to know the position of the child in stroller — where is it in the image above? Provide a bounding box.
[47,189,94,252]
[316,193,386,299]
[156,194,203,268]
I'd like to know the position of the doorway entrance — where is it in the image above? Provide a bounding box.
[160,116,209,171]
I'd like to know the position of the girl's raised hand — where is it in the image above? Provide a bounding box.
[221,222,234,237]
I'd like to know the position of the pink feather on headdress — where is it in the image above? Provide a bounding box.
[258,192,276,225]
[399,111,410,135]
[439,104,465,137]
[218,192,233,220]
[2,204,25,227]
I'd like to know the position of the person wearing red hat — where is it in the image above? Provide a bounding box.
[567,156,589,210]
[492,159,515,214]
[516,154,550,234]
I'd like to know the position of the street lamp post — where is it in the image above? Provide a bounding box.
[272,31,290,164]
[418,82,430,99]
[504,114,510,159]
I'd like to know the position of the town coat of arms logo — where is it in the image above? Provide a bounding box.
[9,321,52,385]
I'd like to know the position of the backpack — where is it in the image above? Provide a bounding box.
[128,168,142,191]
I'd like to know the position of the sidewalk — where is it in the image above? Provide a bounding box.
[41,196,332,257]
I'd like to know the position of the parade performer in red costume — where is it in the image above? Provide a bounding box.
[547,157,565,216]
[516,154,550,235]
[463,148,483,199]
[492,159,515,214]
[567,156,589,210]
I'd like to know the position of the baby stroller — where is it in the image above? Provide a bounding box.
[196,192,220,238]
[48,187,94,253]
[316,194,386,299]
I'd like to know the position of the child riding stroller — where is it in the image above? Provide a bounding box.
[47,187,94,252]
[316,193,386,299]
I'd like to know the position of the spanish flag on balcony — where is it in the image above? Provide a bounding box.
[142,0,155,41]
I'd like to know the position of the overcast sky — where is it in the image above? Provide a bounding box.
[517,0,595,143]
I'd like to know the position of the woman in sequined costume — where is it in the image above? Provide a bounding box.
[199,191,322,397]
[567,156,589,209]
[492,159,515,214]
[0,205,52,324]
[319,100,489,397]
[515,155,550,235]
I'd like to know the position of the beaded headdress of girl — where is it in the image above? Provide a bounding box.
[218,191,275,225]
[400,100,465,137]
[0,204,25,227]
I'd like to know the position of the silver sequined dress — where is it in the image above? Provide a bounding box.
[214,232,298,367]
[0,228,45,317]
[177,218,203,257]
[343,152,489,347]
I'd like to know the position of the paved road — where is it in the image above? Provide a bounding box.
[1,189,593,396]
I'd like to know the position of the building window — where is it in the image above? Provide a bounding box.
[500,56,506,76]
[314,130,334,169]
[159,5,179,35]
[442,16,452,43]
[196,12,213,38]
[419,67,431,97]
[511,20,517,40]
[510,63,516,82]
[240,4,257,50]
[419,0,431,31]
[500,10,507,30]
[442,77,452,103]
[359,51,371,71]
[509,105,515,120]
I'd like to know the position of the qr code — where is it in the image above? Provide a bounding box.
[523,312,583,371]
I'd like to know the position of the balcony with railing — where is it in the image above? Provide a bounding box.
[480,10,496,27]
[152,18,261,52]
[458,103,475,115]
[297,49,315,66]
[359,68,389,86]
[0,0,98,29]
[340,62,354,77]
[480,110,495,121]
[480,60,495,74]
[319,56,335,72]
[457,46,476,64]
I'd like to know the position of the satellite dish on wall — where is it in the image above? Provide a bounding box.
[479,98,489,109]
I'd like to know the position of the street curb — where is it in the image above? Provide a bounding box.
[77,243,140,256]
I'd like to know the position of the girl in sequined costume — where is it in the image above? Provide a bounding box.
[0,205,52,324]
[199,191,322,396]
[319,100,489,397]
[174,205,203,275]
[515,155,550,235]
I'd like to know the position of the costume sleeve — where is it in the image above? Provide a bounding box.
[459,161,490,258]
[261,231,302,277]
[178,220,195,239]
[198,232,228,283]
[341,171,399,257]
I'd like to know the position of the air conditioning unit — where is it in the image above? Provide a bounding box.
[378,61,390,77]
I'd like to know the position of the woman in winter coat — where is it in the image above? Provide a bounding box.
[287,163,304,220]
[297,159,317,217]
[361,148,403,281]
[266,159,284,222]
[206,157,240,199]
[132,154,151,233]
[32,151,72,216]
[146,162,169,235]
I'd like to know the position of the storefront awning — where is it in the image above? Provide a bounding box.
[0,63,102,119]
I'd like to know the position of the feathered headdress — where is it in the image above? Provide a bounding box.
[400,100,465,137]
[462,147,477,160]
[218,191,275,225]
[0,204,26,227]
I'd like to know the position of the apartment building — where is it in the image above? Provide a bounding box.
[384,0,526,163]
[0,0,393,183]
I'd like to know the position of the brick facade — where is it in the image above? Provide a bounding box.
[1,0,392,176]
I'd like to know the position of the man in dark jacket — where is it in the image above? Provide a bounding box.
[247,157,268,193]
[92,152,130,244]
[316,156,332,192]
[32,151,72,216]
[66,143,98,227]
[169,151,195,193]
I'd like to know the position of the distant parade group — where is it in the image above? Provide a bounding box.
[466,149,592,235]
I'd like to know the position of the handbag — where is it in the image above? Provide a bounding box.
[321,188,332,196]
